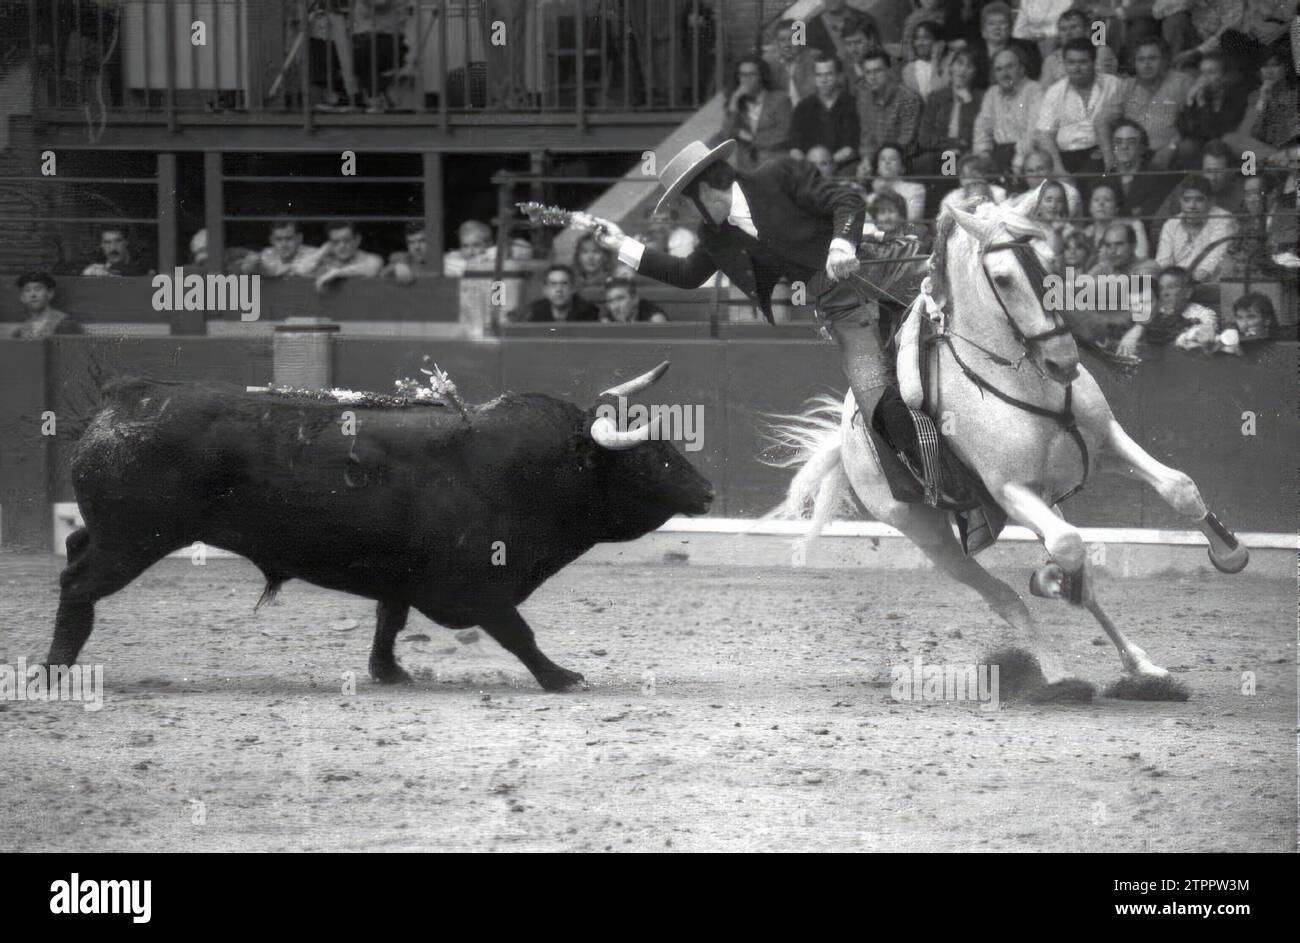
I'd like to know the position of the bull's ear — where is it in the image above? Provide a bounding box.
[598,361,669,398]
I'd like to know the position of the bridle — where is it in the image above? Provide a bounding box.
[979,236,1073,352]
[926,233,1090,503]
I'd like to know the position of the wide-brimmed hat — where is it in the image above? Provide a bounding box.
[655,139,737,215]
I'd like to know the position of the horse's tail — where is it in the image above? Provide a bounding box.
[759,394,856,554]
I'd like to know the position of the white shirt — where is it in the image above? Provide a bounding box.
[1036,73,1124,152]
[619,180,854,271]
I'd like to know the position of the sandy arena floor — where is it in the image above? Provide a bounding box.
[1,550,1294,852]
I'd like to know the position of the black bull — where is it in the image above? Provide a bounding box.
[48,363,712,691]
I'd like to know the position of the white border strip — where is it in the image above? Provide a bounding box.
[661,516,1299,550]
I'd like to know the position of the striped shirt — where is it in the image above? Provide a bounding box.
[1121,70,1195,152]
[974,78,1044,158]
[857,78,923,158]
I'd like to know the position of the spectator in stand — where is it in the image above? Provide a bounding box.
[938,153,1009,215]
[350,0,409,113]
[973,47,1044,174]
[806,0,877,63]
[1012,0,1074,49]
[1019,147,1083,214]
[864,142,928,220]
[856,50,923,169]
[81,226,152,277]
[510,264,599,322]
[443,220,495,276]
[1030,178,1072,244]
[1197,139,1246,209]
[1173,51,1249,165]
[1224,291,1279,347]
[1062,228,1095,272]
[789,55,860,173]
[571,231,616,292]
[1077,180,1152,258]
[806,144,838,178]
[602,277,669,323]
[860,189,931,335]
[1155,174,1237,280]
[1216,0,1300,79]
[302,220,384,291]
[1064,227,1158,352]
[1223,49,1299,161]
[841,18,885,94]
[768,19,820,105]
[248,219,318,277]
[860,0,911,48]
[914,49,982,174]
[901,20,948,100]
[1117,264,1221,354]
[383,223,437,283]
[721,58,793,171]
[1107,120,1175,238]
[10,272,82,338]
[863,189,929,244]
[1226,173,1284,272]
[1034,38,1124,176]
[1115,37,1193,171]
[901,0,951,55]
[1038,8,1120,89]
[966,2,1043,88]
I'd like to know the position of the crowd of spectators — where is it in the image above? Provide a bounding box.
[704,0,1298,353]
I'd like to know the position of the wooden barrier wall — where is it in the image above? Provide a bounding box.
[2,334,1295,549]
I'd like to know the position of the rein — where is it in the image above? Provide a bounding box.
[928,238,1090,503]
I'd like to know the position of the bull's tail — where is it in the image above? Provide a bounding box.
[759,395,855,555]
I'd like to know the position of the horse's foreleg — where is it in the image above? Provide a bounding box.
[896,504,1067,681]
[1100,419,1249,573]
[998,482,1171,680]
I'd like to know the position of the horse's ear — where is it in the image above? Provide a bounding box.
[948,204,998,244]
[1006,181,1047,217]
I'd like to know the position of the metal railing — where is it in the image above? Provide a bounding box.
[25,0,728,126]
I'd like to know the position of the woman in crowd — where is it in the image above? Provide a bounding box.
[1061,229,1095,273]
[720,57,793,171]
[864,142,929,222]
[1019,147,1082,215]
[1226,173,1280,274]
[902,20,949,100]
[571,232,615,292]
[1031,178,1072,249]
[1225,291,1280,347]
[1174,51,1249,166]
[1075,181,1151,259]
[1224,49,1299,161]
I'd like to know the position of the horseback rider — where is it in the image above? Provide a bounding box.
[573,139,922,427]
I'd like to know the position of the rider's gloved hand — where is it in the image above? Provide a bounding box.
[825,240,860,282]
[570,212,625,252]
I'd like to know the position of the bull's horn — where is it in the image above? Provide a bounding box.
[590,412,663,451]
[599,361,669,398]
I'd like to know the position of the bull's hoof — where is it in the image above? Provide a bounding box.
[1105,673,1191,701]
[369,660,414,685]
[537,668,587,693]
[1027,678,1095,703]
[1208,542,1249,574]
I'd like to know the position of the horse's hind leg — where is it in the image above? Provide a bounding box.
[1100,419,1249,573]
[48,527,170,665]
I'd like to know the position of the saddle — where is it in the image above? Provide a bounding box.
[859,290,1007,556]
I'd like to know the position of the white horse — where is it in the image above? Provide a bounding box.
[767,195,1249,700]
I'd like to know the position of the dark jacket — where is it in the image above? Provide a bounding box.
[1176,81,1250,143]
[916,85,982,155]
[788,92,860,159]
[511,296,600,323]
[634,157,866,322]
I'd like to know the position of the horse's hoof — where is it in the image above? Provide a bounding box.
[1028,563,1066,600]
[1104,674,1191,701]
[1028,678,1095,703]
[1208,542,1249,574]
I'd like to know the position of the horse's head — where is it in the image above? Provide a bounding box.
[943,191,1079,386]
